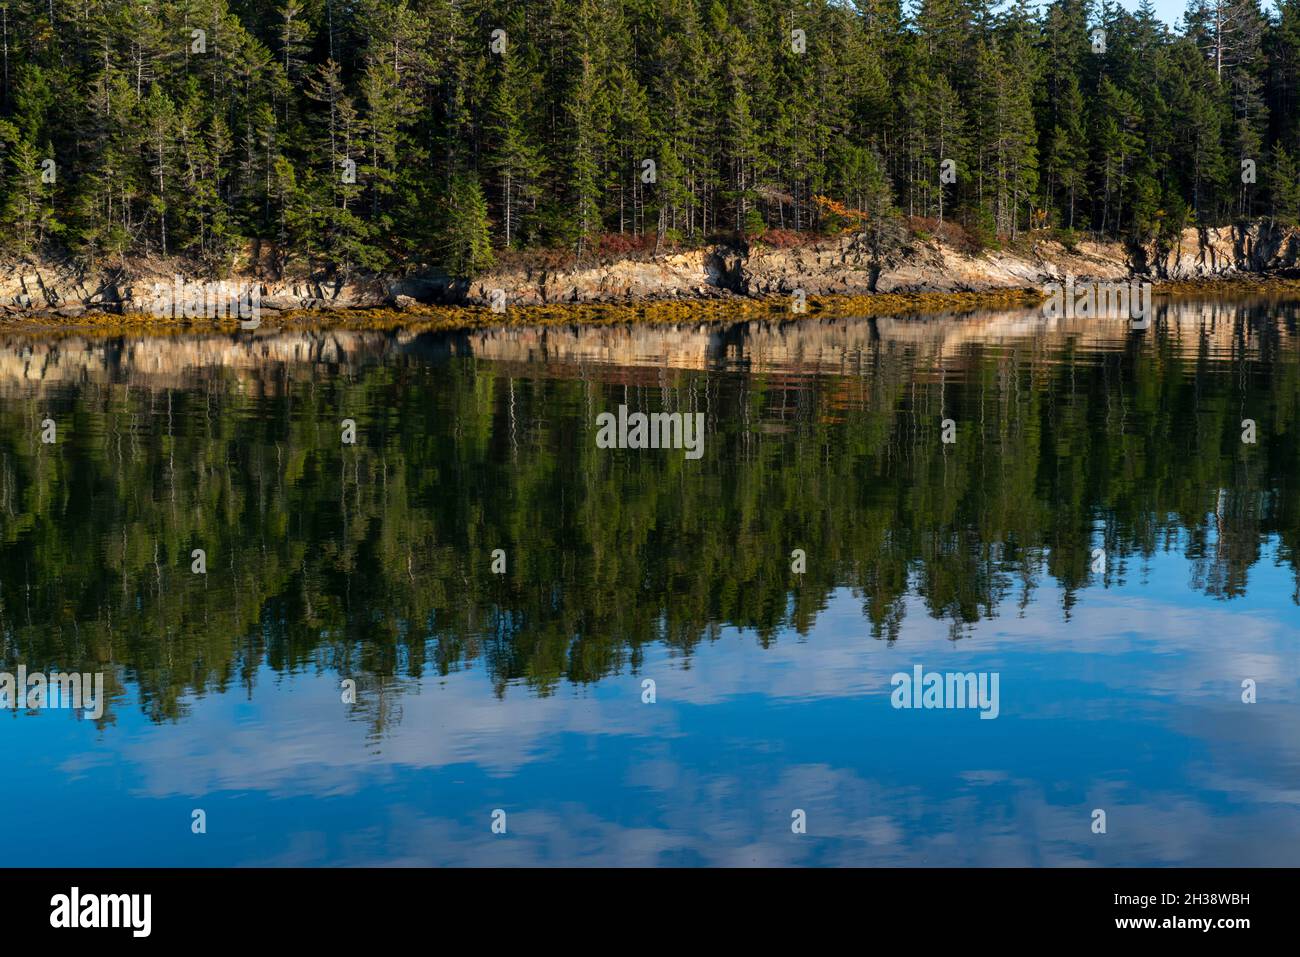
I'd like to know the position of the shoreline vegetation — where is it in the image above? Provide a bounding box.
[0,285,1038,335]
[7,216,1300,335]
[4,271,1300,338]
[10,204,1300,332]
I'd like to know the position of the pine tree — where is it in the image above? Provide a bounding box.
[1047,74,1088,228]
[2,136,61,254]
[567,48,605,252]
[1267,142,1300,223]
[442,172,494,278]
[486,52,542,248]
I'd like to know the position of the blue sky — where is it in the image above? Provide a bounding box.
[1137,0,1192,26]
[1092,0,1279,29]
[953,0,1285,30]
[894,0,1286,31]
[1114,0,1194,28]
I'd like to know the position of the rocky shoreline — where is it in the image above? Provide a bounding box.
[3,221,1300,327]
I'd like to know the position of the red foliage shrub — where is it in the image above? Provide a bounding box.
[591,231,662,259]
[908,216,986,254]
[756,228,813,249]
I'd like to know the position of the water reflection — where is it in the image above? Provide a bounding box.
[1,298,1298,865]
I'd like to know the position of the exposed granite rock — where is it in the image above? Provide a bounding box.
[4,221,1300,319]
[1140,222,1300,278]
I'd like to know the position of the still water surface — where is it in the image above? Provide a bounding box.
[2,298,1298,865]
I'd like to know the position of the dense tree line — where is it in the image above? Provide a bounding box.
[2,0,1300,278]
[2,304,1298,724]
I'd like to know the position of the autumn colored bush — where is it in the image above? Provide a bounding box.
[755,228,815,249]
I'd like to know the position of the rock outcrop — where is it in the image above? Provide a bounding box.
[4,221,1299,319]
[1140,222,1300,278]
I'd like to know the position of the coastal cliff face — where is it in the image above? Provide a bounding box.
[4,221,1300,319]
[1142,221,1300,278]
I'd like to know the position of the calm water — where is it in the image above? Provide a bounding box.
[2,298,1299,866]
